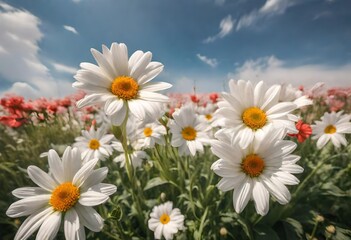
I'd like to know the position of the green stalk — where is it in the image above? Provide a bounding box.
[118,104,146,234]
[309,220,319,240]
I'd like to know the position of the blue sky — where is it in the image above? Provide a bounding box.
[0,0,351,98]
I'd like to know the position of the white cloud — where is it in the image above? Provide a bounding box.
[196,54,218,67]
[214,0,226,6]
[236,0,294,31]
[0,3,74,99]
[228,56,351,88]
[63,25,78,35]
[51,62,78,75]
[204,15,235,43]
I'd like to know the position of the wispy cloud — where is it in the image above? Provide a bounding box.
[204,15,234,43]
[51,62,78,75]
[0,3,75,98]
[313,11,332,21]
[214,0,226,6]
[63,25,79,35]
[228,55,351,87]
[196,54,218,67]
[236,0,294,31]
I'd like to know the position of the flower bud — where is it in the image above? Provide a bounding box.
[220,227,228,236]
[326,225,336,234]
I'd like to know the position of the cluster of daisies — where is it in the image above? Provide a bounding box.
[6,42,351,240]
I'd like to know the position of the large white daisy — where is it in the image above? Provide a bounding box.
[169,105,210,156]
[215,80,298,148]
[6,147,117,240]
[73,125,115,163]
[73,42,172,125]
[148,201,184,240]
[311,111,351,149]
[211,127,303,215]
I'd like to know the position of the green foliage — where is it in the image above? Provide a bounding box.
[1,107,351,240]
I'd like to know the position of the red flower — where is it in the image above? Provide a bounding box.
[0,114,27,128]
[288,120,312,143]
[190,94,200,103]
[209,93,219,103]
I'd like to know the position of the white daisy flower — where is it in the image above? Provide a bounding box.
[112,141,148,168]
[279,83,312,108]
[135,121,167,149]
[73,42,172,125]
[211,127,303,216]
[6,147,117,240]
[169,105,210,156]
[74,125,115,163]
[148,201,185,240]
[311,111,351,149]
[216,80,298,149]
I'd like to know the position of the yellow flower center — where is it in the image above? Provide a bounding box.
[205,114,212,121]
[181,126,197,141]
[110,76,139,100]
[50,182,80,212]
[159,213,170,224]
[89,139,100,150]
[242,107,267,130]
[324,125,336,134]
[144,127,153,137]
[241,154,265,178]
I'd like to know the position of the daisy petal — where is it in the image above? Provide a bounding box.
[233,178,252,213]
[73,158,99,187]
[27,166,56,191]
[36,211,61,240]
[48,149,64,183]
[79,191,109,206]
[75,204,104,232]
[6,194,51,218]
[14,207,53,240]
[64,208,80,240]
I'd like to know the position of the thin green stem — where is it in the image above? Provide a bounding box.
[309,221,319,240]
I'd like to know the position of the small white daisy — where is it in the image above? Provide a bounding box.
[148,201,185,240]
[211,127,303,215]
[216,80,298,149]
[169,105,210,156]
[74,125,115,163]
[6,147,117,240]
[279,83,312,108]
[112,141,148,168]
[311,111,351,149]
[134,121,167,149]
[73,42,172,125]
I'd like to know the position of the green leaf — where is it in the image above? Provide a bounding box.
[143,177,168,191]
[254,225,280,240]
[282,218,304,240]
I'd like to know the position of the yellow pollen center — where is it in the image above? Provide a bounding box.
[241,154,265,178]
[144,127,153,137]
[110,76,139,100]
[181,126,197,141]
[242,107,267,130]
[50,182,80,212]
[324,125,336,134]
[89,139,100,150]
[159,213,170,224]
[205,114,213,121]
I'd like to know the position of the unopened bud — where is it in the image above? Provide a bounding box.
[326,225,336,234]
[220,227,228,236]
[315,215,324,222]
[160,192,166,201]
